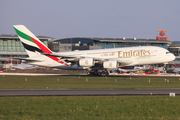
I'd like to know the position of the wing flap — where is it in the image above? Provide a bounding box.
[118,60,136,66]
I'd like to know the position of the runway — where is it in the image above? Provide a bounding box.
[0,89,180,96]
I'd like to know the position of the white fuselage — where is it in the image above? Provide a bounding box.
[26,46,175,69]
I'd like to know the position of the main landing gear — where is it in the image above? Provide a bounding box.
[88,70,109,76]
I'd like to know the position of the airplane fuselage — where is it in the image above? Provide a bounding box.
[26,46,175,69]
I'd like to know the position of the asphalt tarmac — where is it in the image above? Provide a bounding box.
[0,89,180,96]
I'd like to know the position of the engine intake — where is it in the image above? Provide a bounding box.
[79,58,94,67]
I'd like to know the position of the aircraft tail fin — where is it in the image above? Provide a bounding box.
[13,25,69,66]
[13,25,52,57]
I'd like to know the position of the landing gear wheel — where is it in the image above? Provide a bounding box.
[98,72,102,76]
[101,71,109,76]
[105,71,109,76]
[88,70,109,76]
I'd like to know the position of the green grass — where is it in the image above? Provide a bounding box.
[0,96,180,120]
[0,76,180,119]
[0,76,180,89]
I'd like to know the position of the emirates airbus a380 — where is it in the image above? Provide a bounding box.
[13,25,175,75]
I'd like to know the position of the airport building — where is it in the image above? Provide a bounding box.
[49,37,173,52]
[49,30,172,52]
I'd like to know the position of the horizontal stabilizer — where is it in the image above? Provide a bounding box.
[12,57,43,62]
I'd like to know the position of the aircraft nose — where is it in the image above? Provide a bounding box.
[165,52,175,62]
[169,53,175,61]
[172,53,176,61]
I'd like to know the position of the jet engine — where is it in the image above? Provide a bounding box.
[79,58,95,67]
[103,61,118,69]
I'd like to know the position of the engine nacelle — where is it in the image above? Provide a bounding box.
[103,61,118,69]
[79,58,95,67]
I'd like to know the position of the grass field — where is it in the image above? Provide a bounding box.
[0,96,180,120]
[1,75,180,119]
[0,75,180,89]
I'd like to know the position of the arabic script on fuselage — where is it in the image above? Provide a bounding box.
[101,52,115,57]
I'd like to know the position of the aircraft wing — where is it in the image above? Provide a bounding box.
[43,53,80,60]
[43,53,103,61]
[43,53,134,66]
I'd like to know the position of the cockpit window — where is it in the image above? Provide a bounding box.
[166,52,171,54]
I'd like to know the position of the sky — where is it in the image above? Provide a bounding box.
[0,0,180,41]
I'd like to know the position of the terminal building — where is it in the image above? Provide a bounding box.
[49,37,173,52]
